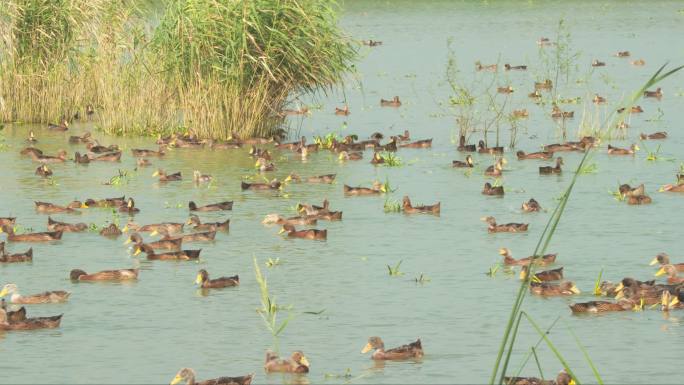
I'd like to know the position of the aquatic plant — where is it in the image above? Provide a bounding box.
[265,257,281,268]
[383,198,401,213]
[254,257,292,351]
[414,273,431,284]
[593,269,604,296]
[490,63,684,385]
[387,260,404,276]
[0,0,356,139]
[381,152,403,167]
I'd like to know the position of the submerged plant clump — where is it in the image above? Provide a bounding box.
[0,0,357,139]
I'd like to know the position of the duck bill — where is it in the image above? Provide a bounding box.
[655,267,667,277]
[300,356,310,367]
[615,282,624,292]
[518,269,526,281]
[278,228,286,235]
[615,291,624,300]
[170,375,182,385]
[123,238,132,245]
[0,288,7,298]
[570,285,581,295]
[152,171,159,177]
[121,225,129,233]
[649,257,659,266]
[150,230,159,237]
[185,219,193,225]
[195,274,203,285]
[133,248,142,256]
[361,343,373,354]
[81,203,89,209]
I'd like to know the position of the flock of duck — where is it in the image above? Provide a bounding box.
[2,36,683,384]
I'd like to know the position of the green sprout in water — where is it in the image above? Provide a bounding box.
[381,152,403,167]
[414,273,431,284]
[265,257,281,268]
[383,198,401,213]
[387,260,404,276]
[577,162,598,174]
[254,257,293,350]
[593,269,604,296]
[313,132,342,149]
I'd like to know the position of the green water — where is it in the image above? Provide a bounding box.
[2,1,684,383]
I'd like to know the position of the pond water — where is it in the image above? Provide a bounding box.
[2,1,684,384]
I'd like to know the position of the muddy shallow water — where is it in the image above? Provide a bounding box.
[2,1,684,384]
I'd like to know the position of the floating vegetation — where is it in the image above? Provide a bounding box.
[383,198,402,213]
[387,260,404,276]
[265,257,281,268]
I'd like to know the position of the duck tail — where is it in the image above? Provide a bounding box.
[188,201,197,211]
[265,350,278,363]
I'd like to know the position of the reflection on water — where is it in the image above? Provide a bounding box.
[1,1,684,384]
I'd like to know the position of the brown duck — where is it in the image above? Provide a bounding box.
[68,132,91,143]
[520,266,564,281]
[0,308,62,330]
[457,135,477,152]
[88,151,122,162]
[539,157,563,174]
[35,164,53,177]
[47,217,87,232]
[134,244,201,261]
[262,214,317,227]
[644,87,662,98]
[617,106,643,113]
[70,268,139,281]
[335,106,350,116]
[400,139,432,148]
[343,182,383,196]
[499,248,557,266]
[516,150,552,160]
[452,155,474,168]
[125,233,182,250]
[0,225,62,242]
[0,243,33,263]
[74,152,90,164]
[338,151,363,161]
[485,158,506,177]
[530,281,580,296]
[504,64,527,71]
[153,169,182,182]
[569,299,635,313]
[170,368,253,385]
[155,229,217,243]
[99,224,122,237]
[380,96,402,107]
[32,150,68,163]
[551,106,574,118]
[124,221,184,234]
[482,182,504,196]
[478,140,504,154]
[47,118,69,131]
[264,350,310,373]
[402,196,440,215]
[521,198,541,212]
[504,370,573,385]
[655,264,684,284]
[607,144,638,155]
[118,198,140,214]
[279,224,327,240]
[189,201,233,212]
[482,217,528,233]
[241,180,281,191]
[131,146,165,157]
[195,269,239,288]
[186,215,230,232]
[361,337,423,360]
[640,131,667,140]
[0,284,70,304]
[35,201,82,214]
[84,196,127,208]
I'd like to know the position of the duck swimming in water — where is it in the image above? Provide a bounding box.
[361,337,423,360]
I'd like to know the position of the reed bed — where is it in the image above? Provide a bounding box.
[0,0,356,139]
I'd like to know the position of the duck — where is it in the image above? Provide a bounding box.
[68,132,91,143]
[626,194,652,205]
[262,214,317,227]
[124,221,184,234]
[241,180,281,191]
[640,131,667,140]
[530,281,580,296]
[195,269,239,289]
[617,105,643,113]
[399,139,432,148]
[88,151,121,162]
[118,198,140,214]
[255,158,275,172]
[32,149,67,163]
[504,370,573,385]
[0,284,70,304]
[35,201,82,214]
[499,248,557,266]
[452,155,474,168]
[497,86,514,94]
[0,225,62,242]
[569,299,635,313]
[0,307,62,330]
[74,152,90,164]
[615,51,630,57]
[482,182,504,196]
[591,59,606,67]
[170,368,253,385]
[534,79,553,90]
[86,141,120,154]
[644,87,662,98]
[660,184,684,193]
[84,196,127,208]
[27,131,38,143]
[361,337,423,360]
[475,61,497,72]
[511,109,529,118]
[131,146,165,157]
[134,244,201,261]
[0,243,33,263]
[537,37,552,46]
[551,106,573,118]
[0,218,16,227]
[607,144,638,155]
[520,266,563,281]
[189,201,233,212]
[35,164,53,177]
[614,286,661,305]
[631,59,646,66]
[362,40,382,46]
[99,224,122,237]
[543,143,579,153]
[303,174,337,184]
[539,157,563,174]
[485,158,506,177]
[504,64,527,71]
[338,151,363,161]
[380,96,402,107]
[154,229,217,243]
[192,170,213,184]
[21,146,43,157]
[335,106,350,116]
[655,264,684,284]
[70,268,138,281]
[47,217,87,232]
[516,150,552,160]
[264,350,310,373]
[47,118,69,131]
[153,169,182,182]
[481,217,528,233]
[402,196,440,215]
[478,140,504,154]
[282,106,310,116]
[593,94,606,104]
[391,130,411,142]
[343,183,383,196]
[660,291,683,312]
[248,147,271,160]
[125,233,182,250]
[370,152,386,165]
[521,198,542,212]
[566,136,597,150]
[375,138,398,152]
[1,300,26,322]
[528,90,542,99]
[207,139,242,150]
[457,135,477,152]
[279,224,327,240]
[136,158,152,167]
[186,216,230,232]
